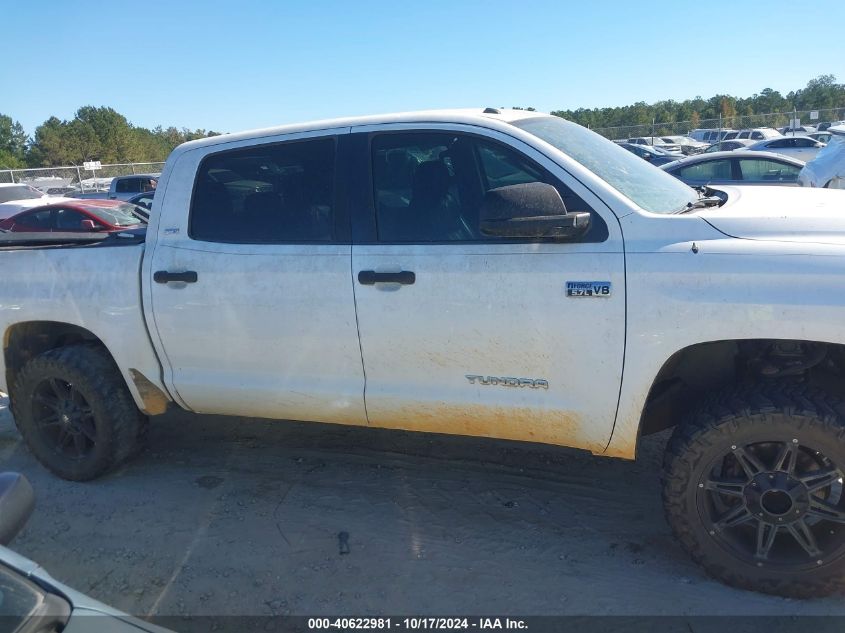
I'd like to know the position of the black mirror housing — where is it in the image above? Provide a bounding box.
[0,472,35,546]
[479,182,591,240]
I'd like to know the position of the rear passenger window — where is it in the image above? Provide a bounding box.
[15,209,52,229]
[190,137,335,243]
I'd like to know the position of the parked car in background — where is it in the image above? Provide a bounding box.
[779,125,816,135]
[661,150,804,187]
[799,125,845,189]
[748,136,826,161]
[0,199,146,232]
[126,190,155,219]
[0,472,175,633]
[660,135,708,155]
[689,128,737,143]
[627,136,683,154]
[73,174,159,201]
[618,142,681,165]
[816,121,845,132]
[809,132,833,144]
[722,128,781,141]
[0,183,74,220]
[703,139,756,153]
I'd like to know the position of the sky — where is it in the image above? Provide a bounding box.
[2,0,844,136]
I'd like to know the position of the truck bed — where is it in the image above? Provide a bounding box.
[0,228,163,410]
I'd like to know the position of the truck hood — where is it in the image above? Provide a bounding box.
[698,185,845,245]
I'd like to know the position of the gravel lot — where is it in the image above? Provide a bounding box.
[2,394,845,619]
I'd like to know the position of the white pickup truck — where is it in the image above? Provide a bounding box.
[73,174,159,201]
[2,108,845,598]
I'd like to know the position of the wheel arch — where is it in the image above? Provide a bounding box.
[3,321,170,415]
[616,338,845,455]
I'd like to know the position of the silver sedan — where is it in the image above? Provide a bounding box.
[660,150,805,187]
[747,136,826,161]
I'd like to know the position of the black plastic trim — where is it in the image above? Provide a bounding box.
[153,270,198,284]
[357,270,415,285]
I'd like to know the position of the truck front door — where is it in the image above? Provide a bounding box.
[349,126,626,452]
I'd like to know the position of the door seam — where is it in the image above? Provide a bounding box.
[349,246,370,424]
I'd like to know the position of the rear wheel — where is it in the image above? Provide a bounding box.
[11,344,145,481]
[663,382,845,597]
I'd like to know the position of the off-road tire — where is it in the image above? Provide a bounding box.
[10,344,145,481]
[663,380,845,597]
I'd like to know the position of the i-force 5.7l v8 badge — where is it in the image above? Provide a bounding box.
[566,281,611,297]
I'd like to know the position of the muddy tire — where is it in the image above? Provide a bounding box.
[10,344,144,481]
[663,381,845,597]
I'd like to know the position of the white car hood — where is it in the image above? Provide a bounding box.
[0,196,75,220]
[698,185,845,245]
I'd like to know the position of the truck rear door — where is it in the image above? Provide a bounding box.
[146,128,367,426]
[348,125,626,452]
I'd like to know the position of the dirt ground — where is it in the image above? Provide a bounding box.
[2,394,845,618]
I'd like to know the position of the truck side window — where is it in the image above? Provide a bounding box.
[116,178,141,194]
[190,137,336,243]
[371,133,603,243]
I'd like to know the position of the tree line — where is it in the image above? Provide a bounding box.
[0,106,220,170]
[550,75,845,132]
[3,75,844,169]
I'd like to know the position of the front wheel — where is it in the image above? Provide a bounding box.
[663,382,845,597]
[10,344,145,481]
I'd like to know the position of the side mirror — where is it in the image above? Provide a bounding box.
[479,182,591,240]
[0,472,35,546]
[80,219,98,231]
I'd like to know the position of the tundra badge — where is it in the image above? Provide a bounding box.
[566,281,611,297]
[466,375,549,389]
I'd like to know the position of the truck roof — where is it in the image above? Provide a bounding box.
[172,108,543,156]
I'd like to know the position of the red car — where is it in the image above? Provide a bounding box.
[0,199,145,233]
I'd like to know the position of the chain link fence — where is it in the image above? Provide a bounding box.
[592,108,845,140]
[0,162,166,195]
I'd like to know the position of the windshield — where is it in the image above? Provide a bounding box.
[0,185,44,204]
[83,202,145,226]
[513,116,697,214]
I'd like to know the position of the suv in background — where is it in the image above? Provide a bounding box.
[779,125,816,135]
[722,128,781,141]
[690,128,737,143]
[818,121,845,132]
[627,136,683,154]
[660,135,708,155]
[618,142,682,165]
